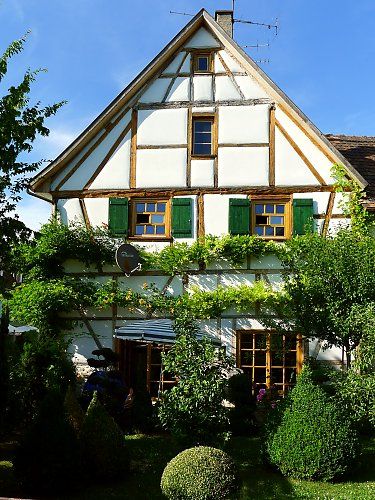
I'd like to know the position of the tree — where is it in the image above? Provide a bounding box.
[158,312,234,445]
[268,229,375,368]
[0,33,64,282]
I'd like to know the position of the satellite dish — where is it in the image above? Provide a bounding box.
[116,243,142,277]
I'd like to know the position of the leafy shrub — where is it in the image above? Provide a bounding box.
[161,446,238,500]
[9,334,75,424]
[264,366,360,481]
[334,370,375,432]
[80,392,127,480]
[14,391,81,495]
[158,313,233,445]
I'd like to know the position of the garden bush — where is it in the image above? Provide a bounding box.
[158,313,233,445]
[161,446,238,500]
[64,384,85,434]
[264,365,360,481]
[80,392,127,480]
[14,391,81,495]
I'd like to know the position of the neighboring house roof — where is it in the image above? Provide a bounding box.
[29,8,368,197]
[326,134,375,204]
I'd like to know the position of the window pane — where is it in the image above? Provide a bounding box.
[275,227,285,237]
[157,203,166,212]
[255,215,268,225]
[147,203,156,212]
[265,226,274,236]
[198,56,208,71]
[265,204,275,214]
[194,132,211,143]
[145,225,154,235]
[151,214,164,224]
[270,216,284,225]
[240,351,253,366]
[194,121,211,132]
[255,204,264,214]
[254,351,266,366]
[136,203,145,213]
[136,213,150,224]
[271,368,283,384]
[254,334,267,349]
[285,351,297,366]
[156,225,165,235]
[194,143,211,155]
[135,225,144,235]
[276,204,285,214]
[254,368,267,384]
[254,226,264,236]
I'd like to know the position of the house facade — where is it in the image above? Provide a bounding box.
[29,10,371,396]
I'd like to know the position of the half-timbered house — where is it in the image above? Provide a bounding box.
[29,9,374,396]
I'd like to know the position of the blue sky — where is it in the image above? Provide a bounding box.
[1,0,375,230]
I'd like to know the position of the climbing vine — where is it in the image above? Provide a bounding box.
[332,163,374,233]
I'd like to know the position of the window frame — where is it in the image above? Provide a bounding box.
[130,198,171,240]
[191,114,217,159]
[193,51,213,74]
[251,196,292,240]
[236,330,303,396]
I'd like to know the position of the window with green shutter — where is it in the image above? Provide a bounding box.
[229,198,251,235]
[108,198,129,236]
[172,198,193,238]
[293,198,314,235]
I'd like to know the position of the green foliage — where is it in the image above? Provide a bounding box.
[8,276,96,334]
[332,163,374,233]
[160,446,238,500]
[264,366,360,481]
[269,229,375,365]
[64,385,85,434]
[9,334,75,425]
[80,392,127,480]
[334,370,375,431]
[12,218,117,280]
[158,313,233,445]
[14,391,81,495]
[0,34,64,275]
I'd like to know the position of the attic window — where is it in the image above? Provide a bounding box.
[192,117,215,156]
[193,52,213,73]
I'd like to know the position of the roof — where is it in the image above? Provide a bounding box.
[326,134,375,202]
[29,8,368,196]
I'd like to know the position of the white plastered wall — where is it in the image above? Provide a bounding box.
[184,27,221,49]
[204,194,247,236]
[275,108,335,185]
[218,147,269,187]
[89,131,131,189]
[57,198,84,225]
[218,105,269,143]
[137,108,188,145]
[136,148,187,188]
[193,76,213,101]
[84,198,109,228]
[59,113,131,190]
[191,159,214,187]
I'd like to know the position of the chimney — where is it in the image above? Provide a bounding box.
[215,10,234,38]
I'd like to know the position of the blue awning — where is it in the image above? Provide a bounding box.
[114,319,221,346]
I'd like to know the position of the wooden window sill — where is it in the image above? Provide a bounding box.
[128,236,172,242]
[191,154,217,160]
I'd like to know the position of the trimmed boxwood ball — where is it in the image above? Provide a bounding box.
[161,446,238,500]
[264,365,359,481]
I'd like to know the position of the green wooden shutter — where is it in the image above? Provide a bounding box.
[172,198,193,238]
[293,198,314,235]
[108,198,129,236]
[229,198,251,235]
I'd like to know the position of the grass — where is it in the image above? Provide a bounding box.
[1,435,374,499]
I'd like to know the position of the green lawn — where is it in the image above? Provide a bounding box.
[1,435,374,499]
